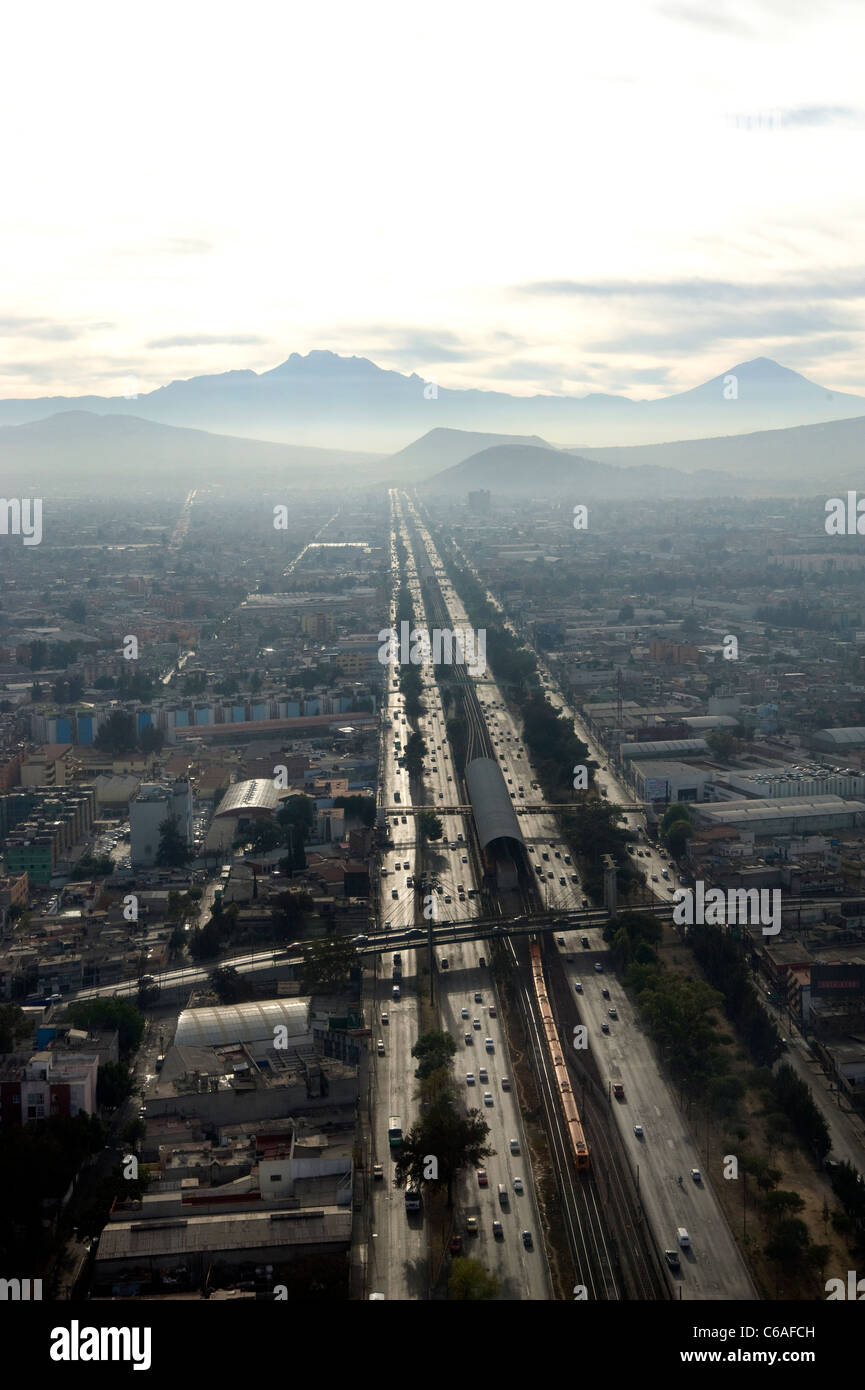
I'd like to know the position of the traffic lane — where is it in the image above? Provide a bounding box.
[438,942,548,1298]
[563,950,755,1300]
[373,950,426,1300]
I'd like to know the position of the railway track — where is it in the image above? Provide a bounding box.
[405,501,633,1299]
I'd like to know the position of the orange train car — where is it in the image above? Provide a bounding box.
[529,941,590,1170]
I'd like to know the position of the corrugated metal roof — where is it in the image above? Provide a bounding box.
[698,795,865,824]
[95,1207,352,1260]
[213,779,280,818]
[814,728,865,746]
[465,758,523,850]
[621,739,708,759]
[175,1000,310,1048]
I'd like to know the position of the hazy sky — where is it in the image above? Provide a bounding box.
[2,0,864,402]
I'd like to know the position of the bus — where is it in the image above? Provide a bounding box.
[387,1116,403,1150]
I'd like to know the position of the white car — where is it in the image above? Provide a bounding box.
[483,1092,493,1106]
[461,1007,469,1019]
[466,1073,475,1085]
[513,1177,524,1194]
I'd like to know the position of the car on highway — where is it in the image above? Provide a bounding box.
[513,1177,524,1194]
[465,1033,473,1045]
[477,1169,488,1187]
[381,1012,389,1025]
[376,1039,385,1055]
[651,874,659,882]
[665,1250,680,1270]
[449,1234,463,1255]
[521,1230,533,1249]
[501,1077,510,1090]
[466,1073,475,1085]
[601,1022,610,1034]
[492,1220,503,1240]
[601,987,610,999]
[483,1092,493,1106]
[474,991,482,1003]
[608,1007,617,1019]
[466,1216,478,1234]
[594,962,603,972]
[574,981,583,993]
[478,1067,488,1082]
[691,1168,702,1183]
[373,1163,383,1180]
[488,1004,496,1017]
[461,1007,469,1018]
[557,935,565,946]
[509,1138,520,1154]
[485,1038,494,1052]
[633,1125,643,1138]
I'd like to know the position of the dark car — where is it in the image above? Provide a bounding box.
[521,1230,533,1249]
[492,1220,504,1240]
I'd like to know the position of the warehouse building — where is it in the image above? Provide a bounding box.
[694,795,865,837]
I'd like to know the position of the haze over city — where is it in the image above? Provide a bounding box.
[1,0,864,1356]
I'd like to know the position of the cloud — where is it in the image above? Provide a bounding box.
[0,317,113,342]
[156,237,214,255]
[585,306,857,356]
[345,327,481,364]
[726,106,865,131]
[518,273,865,302]
[470,359,581,384]
[146,333,269,349]
[0,360,81,380]
[777,105,863,127]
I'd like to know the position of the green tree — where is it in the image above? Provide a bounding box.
[139,725,165,754]
[156,814,192,868]
[403,731,427,779]
[449,1257,502,1301]
[765,1217,810,1270]
[94,710,138,755]
[96,1060,136,1109]
[209,966,247,1003]
[299,939,358,991]
[248,820,284,854]
[188,919,223,961]
[66,998,145,1059]
[763,1189,805,1224]
[418,809,444,842]
[412,1031,457,1080]
[393,1095,494,1206]
[0,1004,32,1052]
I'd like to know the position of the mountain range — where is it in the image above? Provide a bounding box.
[0,411,376,495]
[416,411,865,497]
[0,351,863,452]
